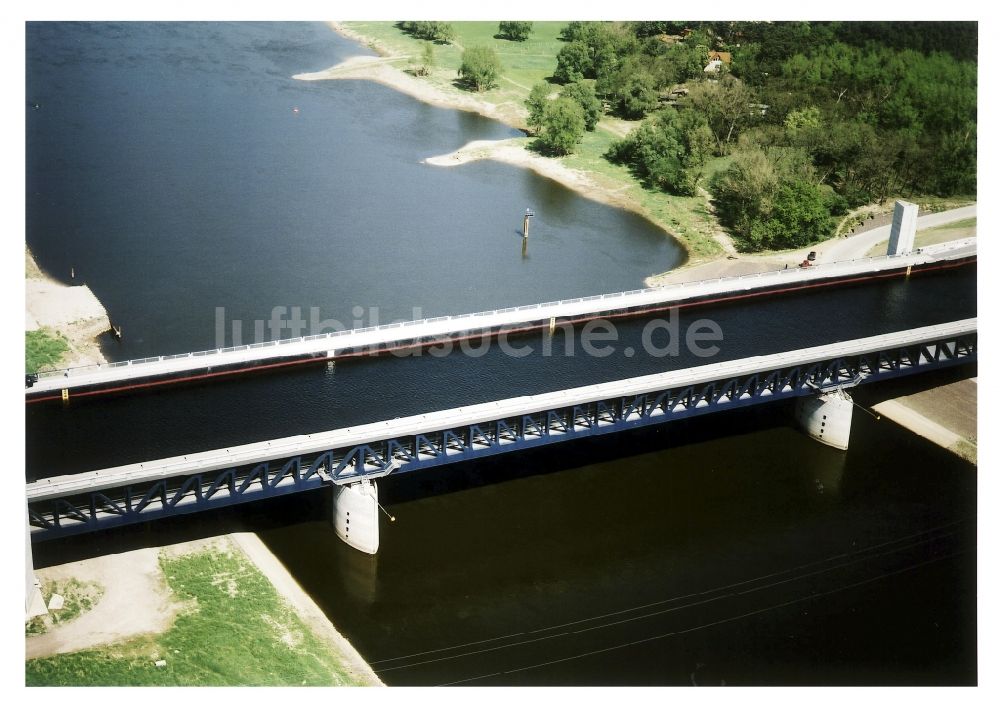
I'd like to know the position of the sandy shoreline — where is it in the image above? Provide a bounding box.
[315,25,981,290]
[871,377,977,464]
[303,24,722,277]
[299,23,528,129]
[423,137,632,209]
[295,56,528,128]
[25,247,110,370]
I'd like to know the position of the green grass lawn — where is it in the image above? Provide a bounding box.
[26,546,364,686]
[25,329,69,373]
[342,21,723,260]
[349,21,567,92]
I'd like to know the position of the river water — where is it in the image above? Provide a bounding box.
[25,265,976,479]
[26,21,683,360]
[26,22,976,686]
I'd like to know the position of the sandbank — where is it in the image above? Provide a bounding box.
[25,248,110,369]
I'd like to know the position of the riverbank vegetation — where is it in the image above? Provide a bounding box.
[26,329,69,374]
[26,547,362,686]
[25,578,104,636]
[458,45,502,91]
[344,20,975,258]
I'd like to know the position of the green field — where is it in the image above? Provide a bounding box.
[348,21,568,96]
[343,21,723,260]
[26,546,364,686]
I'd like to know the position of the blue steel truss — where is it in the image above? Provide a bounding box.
[28,331,977,540]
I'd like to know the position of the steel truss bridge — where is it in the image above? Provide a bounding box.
[27,319,976,541]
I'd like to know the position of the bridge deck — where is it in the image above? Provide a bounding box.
[27,318,976,502]
[25,239,976,399]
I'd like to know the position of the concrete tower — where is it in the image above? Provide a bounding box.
[887,200,918,256]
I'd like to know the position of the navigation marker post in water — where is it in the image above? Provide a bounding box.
[522,208,534,257]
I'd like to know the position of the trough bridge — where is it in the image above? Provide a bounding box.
[25,238,976,404]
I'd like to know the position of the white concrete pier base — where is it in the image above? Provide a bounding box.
[795,389,855,450]
[333,479,380,555]
[26,502,47,620]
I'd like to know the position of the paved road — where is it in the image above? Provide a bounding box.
[819,204,977,263]
[650,204,976,287]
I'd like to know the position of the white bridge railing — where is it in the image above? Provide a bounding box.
[31,239,976,385]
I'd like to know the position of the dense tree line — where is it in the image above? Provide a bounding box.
[398,21,454,44]
[401,20,976,250]
[533,20,975,251]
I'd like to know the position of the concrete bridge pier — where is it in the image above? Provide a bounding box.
[25,502,47,620]
[795,389,855,450]
[332,479,381,555]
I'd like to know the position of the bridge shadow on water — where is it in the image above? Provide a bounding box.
[32,400,796,569]
[378,401,794,507]
[33,362,977,572]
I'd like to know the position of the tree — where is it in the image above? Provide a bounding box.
[499,21,533,42]
[434,23,455,44]
[616,70,659,119]
[665,39,710,83]
[923,125,976,196]
[748,179,836,250]
[560,82,602,131]
[538,98,586,155]
[783,106,821,134]
[683,75,758,151]
[711,148,834,251]
[554,42,592,83]
[710,148,780,240]
[607,108,713,195]
[525,83,551,135]
[559,21,590,43]
[598,59,659,119]
[399,21,454,44]
[458,46,502,92]
[412,41,435,76]
[632,21,690,37]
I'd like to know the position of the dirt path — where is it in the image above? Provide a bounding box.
[26,544,185,660]
[26,534,383,685]
[646,204,977,287]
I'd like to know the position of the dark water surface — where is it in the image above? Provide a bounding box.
[25,265,976,479]
[32,385,977,686]
[25,22,976,686]
[255,394,976,686]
